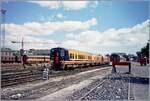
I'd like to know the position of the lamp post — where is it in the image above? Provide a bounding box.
[0,9,6,48]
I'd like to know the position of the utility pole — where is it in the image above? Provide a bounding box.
[20,37,25,56]
[0,9,6,48]
[11,39,61,55]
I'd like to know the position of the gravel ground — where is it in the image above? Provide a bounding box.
[1,66,111,100]
[67,73,134,100]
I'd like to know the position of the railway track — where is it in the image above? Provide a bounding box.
[1,65,110,88]
[1,65,111,100]
[2,75,42,87]
[78,79,106,100]
[1,71,42,87]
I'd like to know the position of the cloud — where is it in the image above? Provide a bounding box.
[4,17,149,54]
[62,20,149,54]
[29,1,61,9]
[4,18,97,49]
[51,13,66,20]
[56,13,64,19]
[5,18,97,37]
[62,1,89,10]
[28,1,98,10]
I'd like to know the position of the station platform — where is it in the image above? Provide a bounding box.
[115,62,149,100]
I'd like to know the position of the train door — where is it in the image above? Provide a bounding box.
[50,49,60,70]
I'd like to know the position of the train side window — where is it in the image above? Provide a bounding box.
[80,55,82,59]
[81,55,83,59]
[78,55,81,59]
[72,54,74,59]
[90,56,91,59]
[70,53,73,59]
[75,54,77,59]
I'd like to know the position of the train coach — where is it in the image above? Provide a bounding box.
[1,55,21,63]
[50,47,110,70]
[22,55,51,66]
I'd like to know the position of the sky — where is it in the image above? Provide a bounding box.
[1,0,149,55]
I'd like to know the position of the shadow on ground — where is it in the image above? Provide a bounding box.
[103,73,149,85]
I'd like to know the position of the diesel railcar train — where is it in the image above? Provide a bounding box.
[50,47,110,70]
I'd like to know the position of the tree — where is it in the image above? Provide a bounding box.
[140,41,149,58]
[136,51,141,57]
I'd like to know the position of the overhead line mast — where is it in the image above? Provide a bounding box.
[11,38,61,55]
[0,9,6,48]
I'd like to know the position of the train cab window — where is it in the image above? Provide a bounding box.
[60,50,65,57]
[50,49,55,57]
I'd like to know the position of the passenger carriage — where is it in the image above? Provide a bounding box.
[50,47,109,70]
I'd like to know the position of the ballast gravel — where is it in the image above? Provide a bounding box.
[67,73,134,100]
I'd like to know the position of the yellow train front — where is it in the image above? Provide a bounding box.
[50,47,109,70]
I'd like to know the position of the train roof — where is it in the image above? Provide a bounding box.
[51,47,103,56]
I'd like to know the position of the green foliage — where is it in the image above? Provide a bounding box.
[140,42,149,58]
